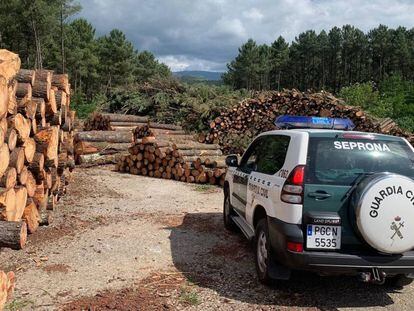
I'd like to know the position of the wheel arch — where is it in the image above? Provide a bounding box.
[253,205,267,228]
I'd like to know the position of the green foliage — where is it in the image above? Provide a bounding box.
[5,299,34,311]
[339,76,414,132]
[224,25,414,93]
[193,184,217,192]
[107,89,153,115]
[72,92,106,119]
[103,77,248,132]
[179,287,201,306]
[0,1,172,117]
[339,82,381,110]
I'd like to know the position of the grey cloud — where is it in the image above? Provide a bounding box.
[78,0,414,71]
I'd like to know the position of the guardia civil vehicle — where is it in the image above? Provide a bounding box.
[223,115,414,286]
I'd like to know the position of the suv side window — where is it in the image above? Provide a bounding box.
[239,135,290,175]
[256,135,290,175]
[239,137,263,174]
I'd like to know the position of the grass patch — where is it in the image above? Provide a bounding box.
[179,287,200,306]
[193,184,217,193]
[5,299,34,311]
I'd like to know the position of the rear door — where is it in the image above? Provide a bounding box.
[246,135,291,222]
[303,134,414,250]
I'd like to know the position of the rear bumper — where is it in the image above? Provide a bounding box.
[268,217,414,275]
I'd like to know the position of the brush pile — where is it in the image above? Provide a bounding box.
[0,49,75,250]
[199,90,413,154]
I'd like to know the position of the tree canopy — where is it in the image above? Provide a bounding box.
[223,25,414,92]
[0,0,171,99]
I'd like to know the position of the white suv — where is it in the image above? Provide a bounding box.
[223,116,414,286]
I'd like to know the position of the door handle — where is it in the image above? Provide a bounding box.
[308,191,331,199]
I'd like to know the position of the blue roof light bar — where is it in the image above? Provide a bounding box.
[275,115,355,130]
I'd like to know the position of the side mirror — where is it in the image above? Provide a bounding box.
[225,155,238,167]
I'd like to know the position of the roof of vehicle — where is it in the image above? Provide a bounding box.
[260,129,405,141]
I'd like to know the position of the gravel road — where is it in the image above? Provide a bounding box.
[0,166,413,310]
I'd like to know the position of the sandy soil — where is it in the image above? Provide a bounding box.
[1,166,413,310]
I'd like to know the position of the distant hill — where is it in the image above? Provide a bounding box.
[173,71,223,81]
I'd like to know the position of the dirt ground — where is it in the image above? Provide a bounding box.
[1,166,414,310]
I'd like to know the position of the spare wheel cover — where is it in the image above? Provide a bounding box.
[355,173,414,254]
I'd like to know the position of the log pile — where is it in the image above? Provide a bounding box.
[115,131,226,186]
[83,113,111,131]
[0,49,75,250]
[74,114,190,165]
[133,124,153,140]
[199,89,414,154]
[73,112,227,184]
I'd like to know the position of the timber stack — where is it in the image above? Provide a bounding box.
[0,49,75,250]
[83,112,111,131]
[115,126,226,186]
[74,114,189,165]
[200,89,414,154]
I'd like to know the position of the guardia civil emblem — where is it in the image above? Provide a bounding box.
[390,216,404,240]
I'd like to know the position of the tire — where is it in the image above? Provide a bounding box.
[386,274,413,288]
[254,218,275,285]
[223,189,237,232]
[351,173,414,254]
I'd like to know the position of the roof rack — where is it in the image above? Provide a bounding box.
[274,115,355,131]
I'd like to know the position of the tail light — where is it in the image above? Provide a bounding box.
[287,241,304,253]
[281,165,305,204]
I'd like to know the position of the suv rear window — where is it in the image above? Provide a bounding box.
[306,137,414,185]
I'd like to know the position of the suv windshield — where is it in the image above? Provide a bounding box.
[306,137,414,185]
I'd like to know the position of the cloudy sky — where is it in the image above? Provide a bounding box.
[78,0,414,72]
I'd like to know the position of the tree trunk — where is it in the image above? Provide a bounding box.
[0,187,15,220]
[22,199,39,234]
[9,147,24,174]
[0,50,20,81]
[46,88,57,116]
[0,144,9,178]
[111,121,182,131]
[0,77,8,118]
[78,153,126,166]
[0,168,16,189]
[102,113,149,123]
[10,186,27,221]
[34,126,59,162]
[0,221,27,249]
[6,129,17,151]
[23,137,36,163]
[16,69,36,85]
[52,74,69,93]
[75,131,133,143]
[32,80,50,101]
[16,83,32,100]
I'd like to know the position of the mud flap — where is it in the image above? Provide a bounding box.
[268,258,291,280]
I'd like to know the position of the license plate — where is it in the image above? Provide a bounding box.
[306,225,341,250]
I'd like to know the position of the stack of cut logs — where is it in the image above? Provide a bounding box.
[83,112,111,131]
[133,124,153,140]
[73,113,226,185]
[74,114,210,165]
[115,129,226,186]
[200,89,414,154]
[0,49,75,250]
